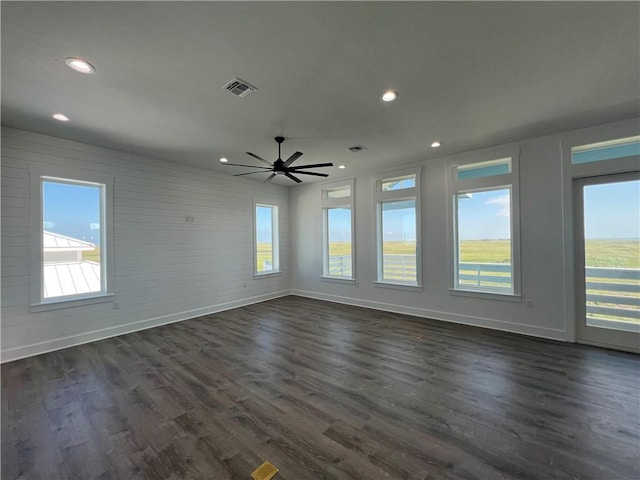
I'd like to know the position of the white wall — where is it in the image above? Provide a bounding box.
[290,122,638,342]
[1,127,290,362]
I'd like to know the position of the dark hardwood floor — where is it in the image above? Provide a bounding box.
[2,296,639,480]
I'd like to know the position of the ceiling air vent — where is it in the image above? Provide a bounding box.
[223,77,258,97]
[347,145,366,153]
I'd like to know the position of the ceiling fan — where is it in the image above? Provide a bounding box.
[223,136,333,183]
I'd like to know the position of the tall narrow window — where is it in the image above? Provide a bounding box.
[373,169,421,288]
[42,179,104,299]
[448,149,520,296]
[255,204,279,275]
[30,166,114,308]
[322,180,355,281]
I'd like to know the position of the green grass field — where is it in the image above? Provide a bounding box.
[323,239,639,268]
[256,243,273,272]
[82,248,101,263]
[92,239,639,269]
[584,239,639,268]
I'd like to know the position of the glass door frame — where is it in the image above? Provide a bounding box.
[573,172,640,353]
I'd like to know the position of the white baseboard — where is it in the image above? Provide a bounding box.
[1,290,291,363]
[291,289,567,342]
[3,288,568,363]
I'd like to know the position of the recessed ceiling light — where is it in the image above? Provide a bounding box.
[381,90,398,102]
[219,157,228,163]
[52,113,70,122]
[338,165,346,169]
[65,57,96,74]
[431,141,442,148]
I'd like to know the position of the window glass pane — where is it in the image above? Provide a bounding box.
[455,158,511,181]
[381,175,416,191]
[381,199,416,282]
[456,188,512,292]
[42,180,102,298]
[583,179,639,332]
[256,206,273,273]
[326,208,352,278]
[324,187,351,199]
[572,136,640,165]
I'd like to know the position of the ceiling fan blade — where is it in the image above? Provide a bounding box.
[285,172,302,183]
[288,170,329,177]
[289,163,334,170]
[233,171,270,176]
[224,163,272,169]
[264,173,276,183]
[246,152,272,166]
[283,151,303,167]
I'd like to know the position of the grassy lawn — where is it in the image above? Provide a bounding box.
[88,240,637,270]
[459,240,510,264]
[82,248,101,263]
[325,239,639,267]
[584,239,639,268]
[256,243,273,272]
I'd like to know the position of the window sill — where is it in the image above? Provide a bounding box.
[31,293,115,313]
[254,271,282,279]
[374,281,423,292]
[321,276,356,285]
[449,288,521,303]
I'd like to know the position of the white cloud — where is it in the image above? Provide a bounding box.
[484,194,510,217]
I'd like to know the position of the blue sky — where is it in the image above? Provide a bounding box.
[256,206,273,243]
[327,208,351,242]
[457,189,511,240]
[584,180,639,239]
[382,200,416,242]
[43,182,101,246]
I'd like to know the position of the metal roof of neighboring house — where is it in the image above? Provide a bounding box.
[44,261,101,298]
[43,231,96,251]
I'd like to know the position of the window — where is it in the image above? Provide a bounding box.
[30,165,114,309]
[561,121,640,349]
[373,168,421,288]
[448,149,520,296]
[255,204,279,275]
[321,180,355,281]
[571,136,640,165]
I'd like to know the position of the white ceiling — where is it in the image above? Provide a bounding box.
[2,2,639,185]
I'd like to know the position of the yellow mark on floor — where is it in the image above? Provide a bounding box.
[251,460,279,480]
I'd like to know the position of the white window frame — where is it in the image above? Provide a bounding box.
[372,167,422,290]
[253,201,280,277]
[446,146,521,299]
[321,178,355,284]
[29,164,115,311]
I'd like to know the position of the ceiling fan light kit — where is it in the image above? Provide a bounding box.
[222,136,333,183]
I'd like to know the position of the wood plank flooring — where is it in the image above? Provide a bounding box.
[2,296,639,480]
